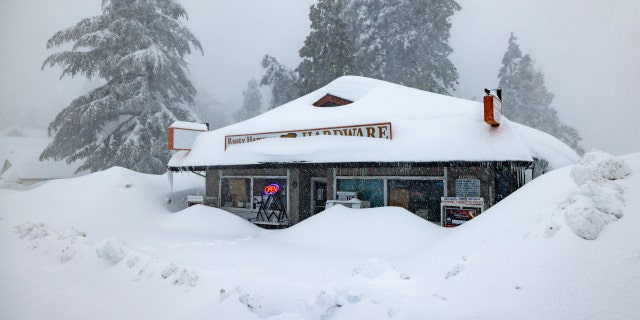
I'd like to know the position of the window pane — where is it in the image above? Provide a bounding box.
[221,178,251,208]
[253,178,287,209]
[388,179,444,223]
[337,179,384,207]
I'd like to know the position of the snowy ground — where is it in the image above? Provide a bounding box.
[1,151,639,320]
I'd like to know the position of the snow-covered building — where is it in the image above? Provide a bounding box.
[168,76,579,227]
[0,129,83,188]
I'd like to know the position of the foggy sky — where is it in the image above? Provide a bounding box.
[1,0,638,155]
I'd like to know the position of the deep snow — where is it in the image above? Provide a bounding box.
[169,76,579,170]
[1,151,639,319]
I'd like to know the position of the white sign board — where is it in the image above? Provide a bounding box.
[168,123,208,150]
[492,95,502,123]
[440,197,484,206]
[224,122,392,150]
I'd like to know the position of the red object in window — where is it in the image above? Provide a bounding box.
[264,184,280,195]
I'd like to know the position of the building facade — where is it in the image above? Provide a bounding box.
[200,160,538,227]
[168,76,578,228]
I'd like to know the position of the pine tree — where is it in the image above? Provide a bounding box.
[235,79,262,122]
[341,0,401,81]
[498,33,584,154]
[297,0,354,95]
[385,0,460,93]
[40,0,202,174]
[335,0,461,94]
[260,55,299,109]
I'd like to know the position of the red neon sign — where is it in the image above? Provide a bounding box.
[263,184,280,195]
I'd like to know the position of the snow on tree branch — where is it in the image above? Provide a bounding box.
[40,0,202,174]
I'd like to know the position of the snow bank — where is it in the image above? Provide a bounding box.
[267,205,445,257]
[2,153,640,320]
[560,150,630,240]
[352,258,411,281]
[1,166,261,247]
[157,205,265,239]
[570,149,631,185]
[393,153,640,319]
[560,181,625,240]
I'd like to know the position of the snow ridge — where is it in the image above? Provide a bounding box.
[13,221,199,287]
[94,237,199,287]
[559,150,630,240]
[15,221,86,263]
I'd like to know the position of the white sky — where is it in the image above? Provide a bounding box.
[0,0,638,155]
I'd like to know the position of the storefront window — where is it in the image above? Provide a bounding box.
[221,177,288,210]
[221,178,251,208]
[337,179,384,207]
[387,179,444,223]
[253,178,287,210]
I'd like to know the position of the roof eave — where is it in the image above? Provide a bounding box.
[167,159,535,172]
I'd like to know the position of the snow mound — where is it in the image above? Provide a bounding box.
[352,258,411,281]
[3,154,640,319]
[570,149,631,185]
[269,205,445,257]
[561,150,629,240]
[96,237,127,265]
[157,205,265,239]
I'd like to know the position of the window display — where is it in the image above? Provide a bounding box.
[221,177,287,210]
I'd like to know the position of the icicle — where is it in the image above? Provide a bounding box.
[167,170,174,192]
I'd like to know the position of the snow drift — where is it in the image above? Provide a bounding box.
[1,151,639,320]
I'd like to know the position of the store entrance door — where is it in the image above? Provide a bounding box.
[311,178,328,214]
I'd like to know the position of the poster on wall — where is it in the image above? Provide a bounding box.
[443,207,481,227]
[455,178,481,197]
[440,197,484,228]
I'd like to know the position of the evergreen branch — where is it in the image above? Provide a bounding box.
[72,30,120,51]
[46,16,111,49]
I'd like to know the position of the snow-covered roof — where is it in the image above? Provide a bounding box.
[169,76,579,170]
[0,135,83,182]
[170,121,208,131]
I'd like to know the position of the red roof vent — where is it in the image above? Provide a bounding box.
[313,94,353,107]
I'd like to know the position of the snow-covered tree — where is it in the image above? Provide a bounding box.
[319,0,460,94]
[260,55,299,109]
[383,0,460,93]
[40,0,202,174]
[498,33,584,154]
[297,0,354,95]
[235,79,262,122]
[341,0,400,81]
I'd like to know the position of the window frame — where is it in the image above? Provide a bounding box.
[219,175,288,212]
[334,175,447,211]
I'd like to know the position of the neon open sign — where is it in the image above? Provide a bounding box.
[263,184,280,195]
